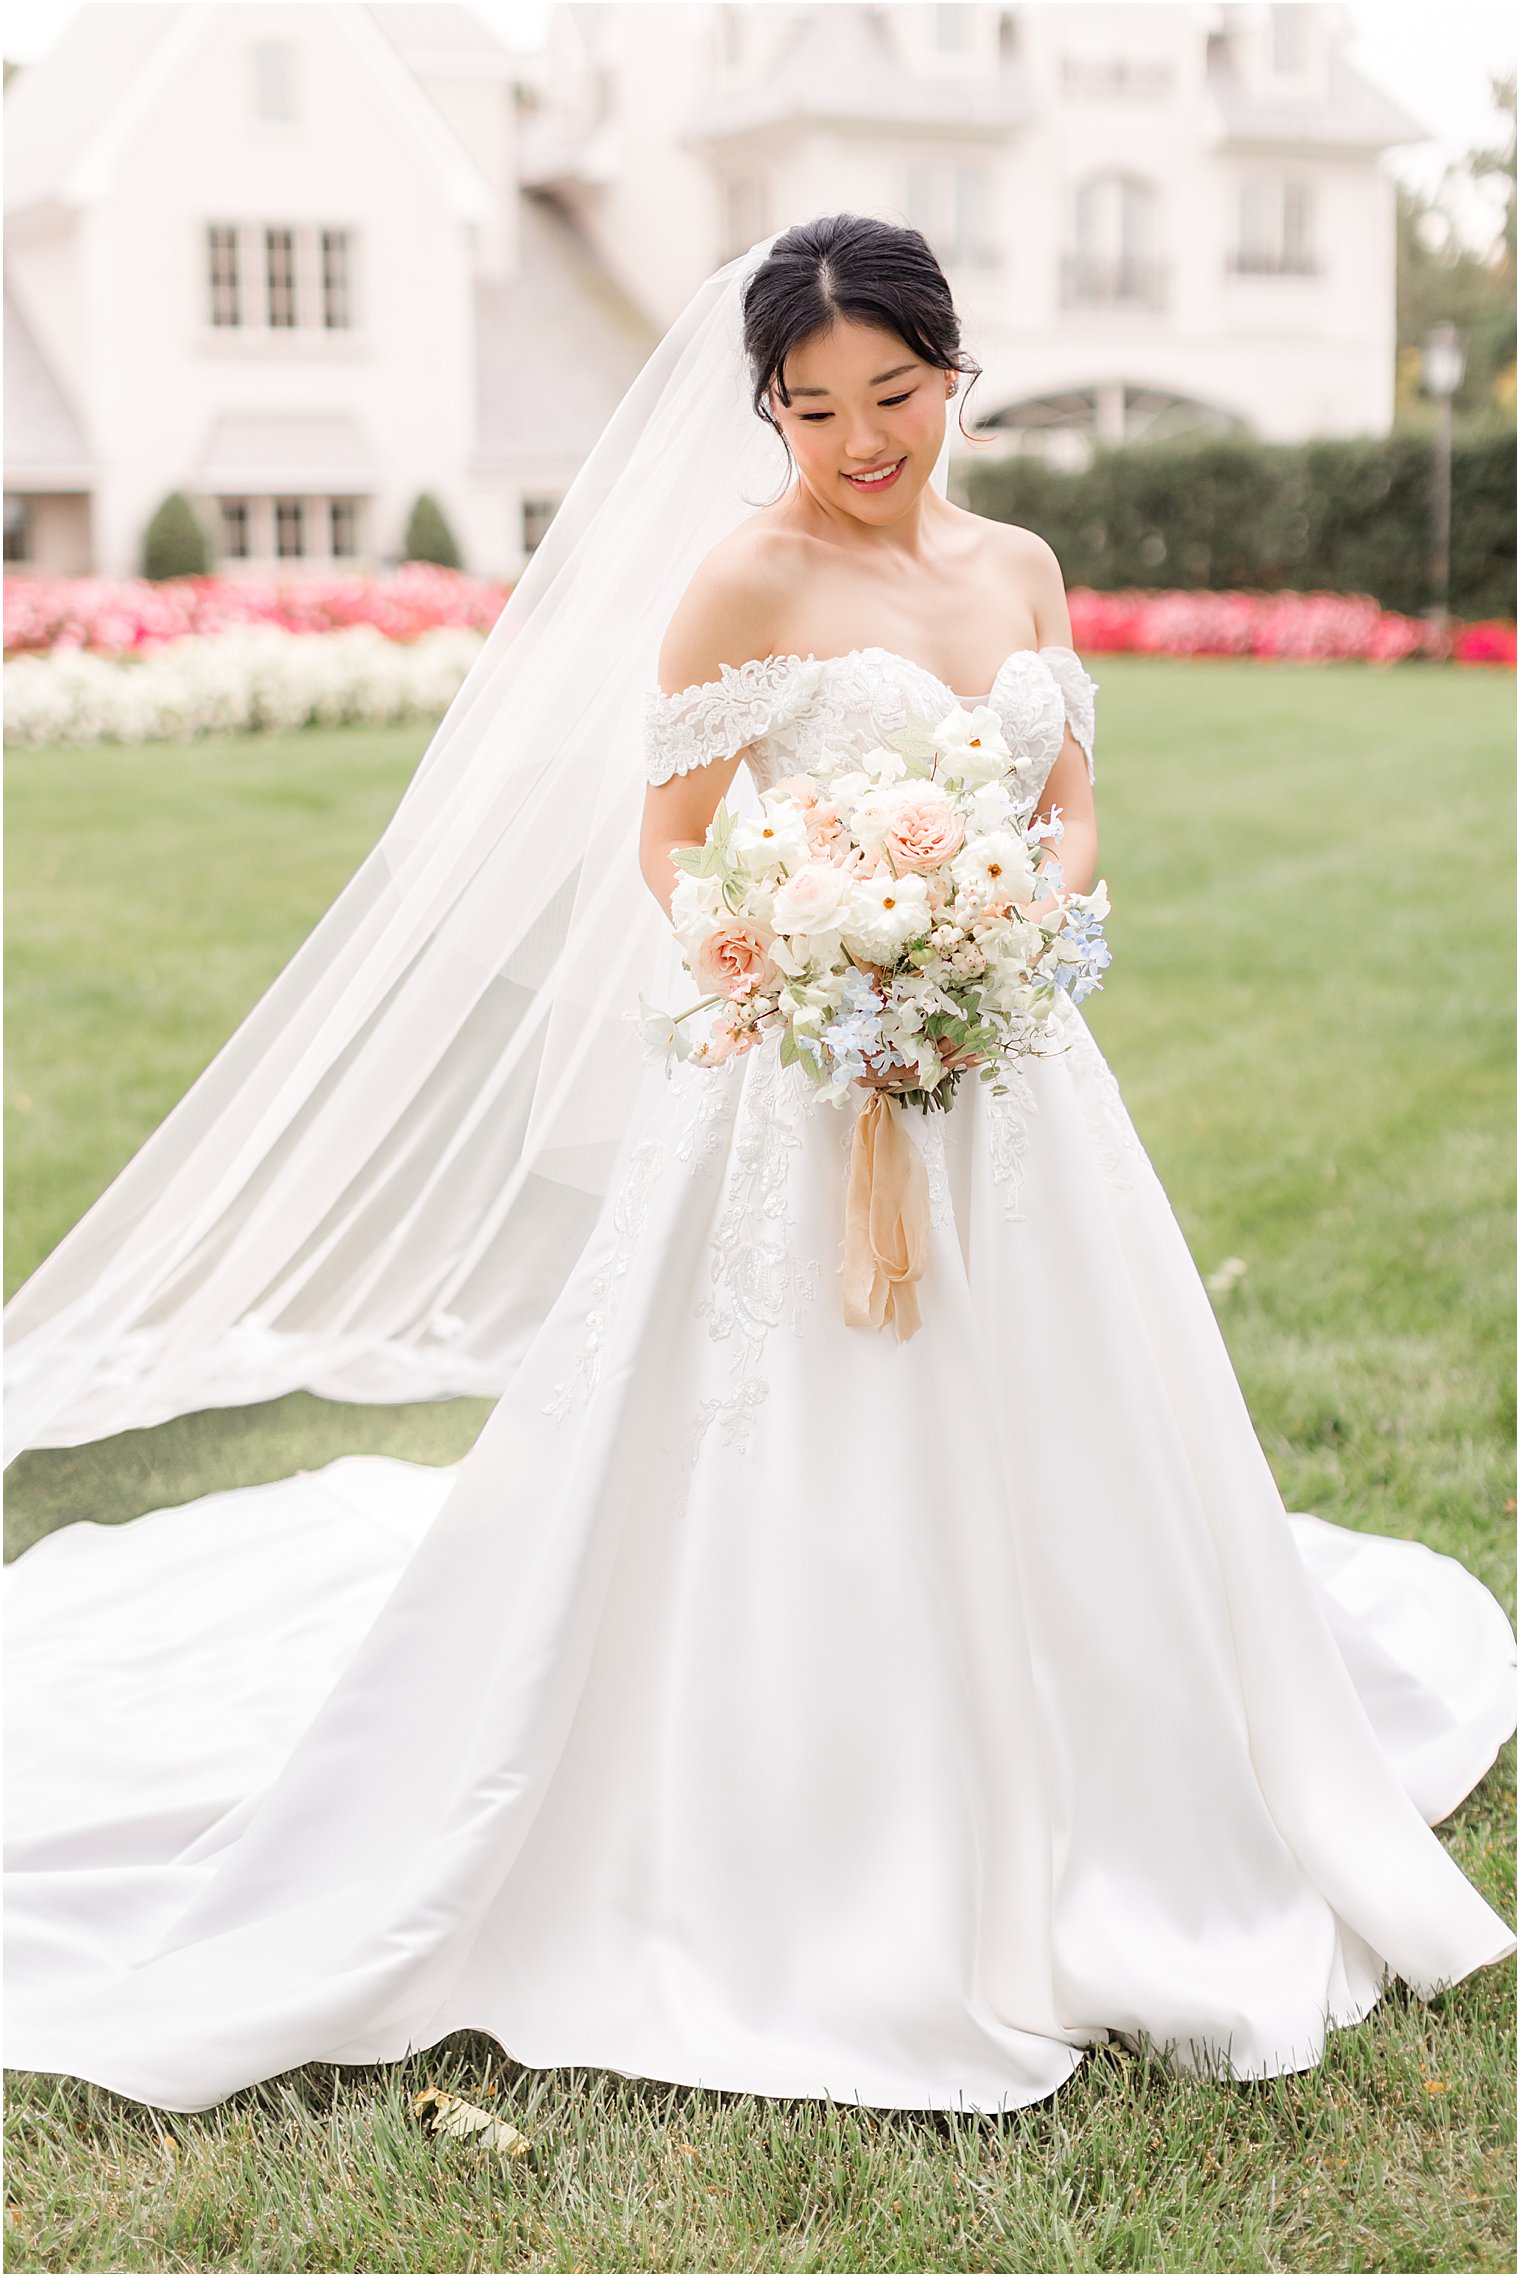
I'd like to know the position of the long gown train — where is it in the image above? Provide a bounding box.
[5,645,1515,2115]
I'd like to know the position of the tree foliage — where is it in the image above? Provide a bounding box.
[1396,71,1516,424]
[965,430,1516,620]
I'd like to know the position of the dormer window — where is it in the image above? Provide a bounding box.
[1268,5,1311,77]
[251,41,296,123]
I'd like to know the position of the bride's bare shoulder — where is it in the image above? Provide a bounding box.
[655,518,808,697]
[946,502,1072,642]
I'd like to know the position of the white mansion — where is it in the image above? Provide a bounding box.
[3,1,1422,582]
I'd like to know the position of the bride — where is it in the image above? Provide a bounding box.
[4,215,1515,2118]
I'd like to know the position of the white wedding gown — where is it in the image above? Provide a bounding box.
[5,644,1515,2116]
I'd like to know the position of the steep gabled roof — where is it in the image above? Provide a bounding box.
[472,190,657,471]
[1206,39,1427,149]
[3,289,94,482]
[2,1,505,218]
[3,3,189,215]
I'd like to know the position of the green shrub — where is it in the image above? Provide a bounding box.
[140,490,208,581]
[402,492,462,569]
[964,427,1517,618]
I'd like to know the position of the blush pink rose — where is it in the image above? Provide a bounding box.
[770,773,820,809]
[879,789,964,873]
[689,921,778,998]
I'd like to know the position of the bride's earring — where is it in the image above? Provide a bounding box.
[946,378,959,398]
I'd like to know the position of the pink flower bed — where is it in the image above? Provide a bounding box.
[4,571,1513,667]
[1066,586,1513,665]
[3,565,511,658]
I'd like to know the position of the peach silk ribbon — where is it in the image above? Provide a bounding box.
[841,1090,930,1340]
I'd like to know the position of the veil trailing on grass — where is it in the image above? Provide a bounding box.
[4,230,955,1462]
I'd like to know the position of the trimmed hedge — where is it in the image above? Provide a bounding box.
[963,429,1516,620]
[403,492,462,570]
[141,490,209,581]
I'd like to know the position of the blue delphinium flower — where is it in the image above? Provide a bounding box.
[819,966,886,1080]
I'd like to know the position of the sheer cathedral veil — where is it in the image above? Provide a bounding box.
[4,227,956,1464]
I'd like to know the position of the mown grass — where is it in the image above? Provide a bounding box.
[4,662,1515,2272]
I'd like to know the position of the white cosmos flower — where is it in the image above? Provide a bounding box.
[931,702,1013,786]
[839,871,932,962]
[951,830,1038,909]
[732,806,810,877]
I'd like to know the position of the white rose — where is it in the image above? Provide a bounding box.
[770,859,852,937]
[669,870,725,934]
[840,871,933,963]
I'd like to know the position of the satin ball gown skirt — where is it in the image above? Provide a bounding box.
[5,1000,1516,2113]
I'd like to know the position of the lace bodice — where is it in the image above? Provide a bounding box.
[642,644,1098,801]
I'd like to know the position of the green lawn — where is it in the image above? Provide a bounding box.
[4,661,1515,2273]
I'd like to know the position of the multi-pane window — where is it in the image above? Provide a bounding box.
[1268,4,1310,75]
[207,225,241,327]
[329,498,359,557]
[206,225,354,332]
[4,494,31,564]
[252,41,296,122]
[1232,180,1317,274]
[274,498,305,557]
[932,3,974,50]
[522,495,561,555]
[1065,174,1162,305]
[265,229,297,327]
[320,230,350,329]
[220,499,252,559]
[904,165,996,268]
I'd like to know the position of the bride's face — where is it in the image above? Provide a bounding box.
[767,319,950,518]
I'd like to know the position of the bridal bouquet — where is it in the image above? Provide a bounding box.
[641,699,1111,1339]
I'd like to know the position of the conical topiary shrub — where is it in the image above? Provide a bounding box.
[142,491,209,580]
[403,491,462,569]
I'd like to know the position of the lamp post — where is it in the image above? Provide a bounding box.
[1421,322,1466,636]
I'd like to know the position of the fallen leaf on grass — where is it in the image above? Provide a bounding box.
[412,2085,532,2156]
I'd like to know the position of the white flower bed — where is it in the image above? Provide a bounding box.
[3,624,486,749]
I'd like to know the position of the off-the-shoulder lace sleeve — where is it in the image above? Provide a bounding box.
[1037,645,1098,784]
[642,653,816,786]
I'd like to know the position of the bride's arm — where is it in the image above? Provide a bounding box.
[1015,534,1099,910]
[638,548,776,919]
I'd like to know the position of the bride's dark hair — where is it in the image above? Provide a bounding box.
[741,212,983,477]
